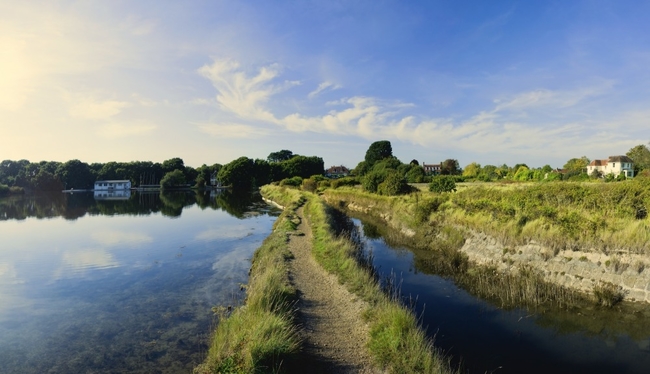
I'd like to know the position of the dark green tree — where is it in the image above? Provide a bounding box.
[364,140,393,166]
[217,157,255,190]
[160,169,187,189]
[563,157,589,173]
[440,159,461,175]
[267,150,294,163]
[626,144,650,174]
[56,159,94,189]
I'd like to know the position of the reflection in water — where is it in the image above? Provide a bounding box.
[345,214,650,374]
[0,191,280,374]
[93,190,132,200]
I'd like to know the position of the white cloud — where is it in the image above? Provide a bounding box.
[197,123,269,138]
[308,81,342,99]
[68,96,131,120]
[91,230,153,247]
[53,249,119,279]
[97,122,157,139]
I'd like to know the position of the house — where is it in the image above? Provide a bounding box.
[325,165,350,178]
[422,162,442,175]
[586,156,634,178]
[94,180,132,191]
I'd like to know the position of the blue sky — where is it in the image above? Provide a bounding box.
[2,1,649,169]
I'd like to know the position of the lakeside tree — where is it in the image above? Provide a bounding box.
[217,157,256,190]
[56,159,94,189]
[160,169,187,190]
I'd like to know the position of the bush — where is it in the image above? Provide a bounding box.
[429,176,457,193]
[331,177,359,189]
[377,171,410,196]
[280,176,302,187]
[301,178,317,192]
[160,169,187,190]
[0,184,8,196]
[362,171,386,193]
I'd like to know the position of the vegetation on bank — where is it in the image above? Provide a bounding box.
[262,185,456,374]
[321,187,613,309]
[194,193,304,374]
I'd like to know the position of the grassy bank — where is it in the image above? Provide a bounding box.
[194,194,303,374]
[262,185,456,373]
[322,187,593,309]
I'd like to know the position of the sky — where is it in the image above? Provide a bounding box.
[2,0,649,169]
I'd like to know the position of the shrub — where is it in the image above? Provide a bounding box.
[377,171,410,196]
[301,178,317,192]
[0,184,8,196]
[362,170,386,193]
[330,177,359,189]
[280,176,302,187]
[593,281,625,307]
[429,176,457,193]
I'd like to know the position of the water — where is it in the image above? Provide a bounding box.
[0,190,280,374]
[348,217,650,374]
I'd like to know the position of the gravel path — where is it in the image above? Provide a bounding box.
[285,207,377,374]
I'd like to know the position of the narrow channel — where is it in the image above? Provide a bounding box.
[345,214,650,374]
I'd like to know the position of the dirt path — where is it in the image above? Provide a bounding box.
[285,207,377,374]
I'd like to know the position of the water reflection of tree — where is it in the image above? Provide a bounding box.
[0,190,275,221]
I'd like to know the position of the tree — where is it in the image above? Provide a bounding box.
[377,170,409,196]
[217,157,255,190]
[160,169,187,189]
[429,175,457,193]
[280,155,324,179]
[462,162,481,178]
[267,150,294,163]
[626,144,650,174]
[364,140,393,166]
[440,159,460,175]
[410,159,419,166]
[563,157,589,173]
[162,157,185,173]
[56,159,94,189]
[405,164,425,183]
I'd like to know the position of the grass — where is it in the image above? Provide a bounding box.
[264,185,456,374]
[322,187,592,310]
[194,193,303,374]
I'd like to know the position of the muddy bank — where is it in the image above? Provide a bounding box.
[329,197,650,305]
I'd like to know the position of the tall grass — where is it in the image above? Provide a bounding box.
[299,189,455,374]
[323,188,589,310]
[194,194,303,374]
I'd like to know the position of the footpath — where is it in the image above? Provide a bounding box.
[284,207,376,373]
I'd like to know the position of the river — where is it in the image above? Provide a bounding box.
[0,190,280,374]
[346,215,650,374]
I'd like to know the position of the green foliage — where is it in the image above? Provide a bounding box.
[405,164,425,183]
[377,170,410,196]
[563,156,590,173]
[429,176,457,193]
[440,159,461,175]
[462,162,481,178]
[330,177,359,189]
[301,178,318,192]
[267,149,294,163]
[217,157,255,190]
[279,176,302,187]
[364,140,393,166]
[362,170,387,193]
[627,144,650,174]
[280,155,324,179]
[56,159,94,189]
[0,184,8,196]
[160,169,187,189]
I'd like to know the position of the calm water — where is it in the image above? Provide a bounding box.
[349,217,650,374]
[0,191,280,374]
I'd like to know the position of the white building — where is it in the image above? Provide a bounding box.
[586,156,634,178]
[94,180,132,191]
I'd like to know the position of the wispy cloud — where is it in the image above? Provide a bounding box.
[68,96,131,120]
[308,81,341,99]
[92,230,153,247]
[198,59,639,163]
[197,122,269,138]
[97,121,157,139]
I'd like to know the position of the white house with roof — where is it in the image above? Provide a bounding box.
[586,156,634,178]
[94,180,132,191]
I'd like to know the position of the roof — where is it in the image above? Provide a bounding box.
[608,155,634,163]
[588,159,608,166]
[95,180,131,183]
